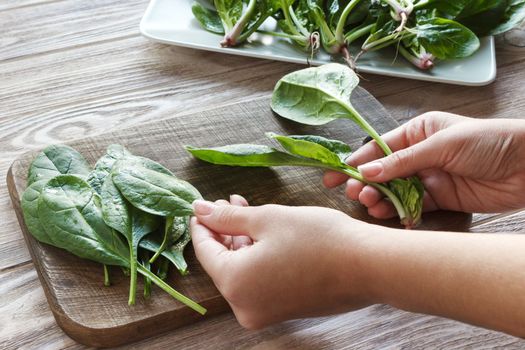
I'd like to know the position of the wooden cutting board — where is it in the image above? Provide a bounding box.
[7,90,472,347]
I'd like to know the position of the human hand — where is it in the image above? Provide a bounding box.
[190,197,376,329]
[323,112,525,217]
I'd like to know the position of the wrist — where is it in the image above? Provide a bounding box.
[335,218,395,307]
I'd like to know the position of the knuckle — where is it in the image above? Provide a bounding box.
[215,206,238,226]
[389,148,415,170]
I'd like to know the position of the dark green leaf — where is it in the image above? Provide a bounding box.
[112,161,202,217]
[87,144,131,195]
[192,2,225,34]
[27,145,91,185]
[21,180,54,245]
[140,216,191,275]
[416,17,480,59]
[38,175,129,267]
[487,0,525,35]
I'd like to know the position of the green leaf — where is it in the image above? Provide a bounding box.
[271,133,352,162]
[415,0,472,18]
[38,175,130,267]
[87,144,132,195]
[21,180,55,245]
[100,176,159,304]
[140,217,191,275]
[271,63,359,126]
[416,17,480,59]
[214,0,243,31]
[388,177,425,228]
[186,143,327,168]
[192,2,225,34]
[112,161,202,217]
[271,64,391,155]
[488,0,525,35]
[267,133,346,167]
[27,145,91,186]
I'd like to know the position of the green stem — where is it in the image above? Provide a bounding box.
[137,265,207,315]
[335,0,363,44]
[128,243,137,305]
[345,23,374,44]
[338,167,407,221]
[256,30,307,42]
[221,0,257,46]
[150,217,173,264]
[236,12,271,44]
[342,104,393,155]
[103,265,110,286]
[289,6,310,37]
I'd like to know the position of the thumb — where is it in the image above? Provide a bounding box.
[193,200,253,236]
[357,138,440,182]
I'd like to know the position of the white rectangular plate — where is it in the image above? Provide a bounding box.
[140,0,497,86]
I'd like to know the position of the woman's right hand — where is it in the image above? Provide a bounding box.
[323,112,525,218]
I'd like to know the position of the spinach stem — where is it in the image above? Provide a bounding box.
[335,0,363,44]
[342,104,393,156]
[128,242,137,305]
[345,23,374,44]
[103,264,110,286]
[137,264,207,315]
[338,167,407,221]
[150,217,173,264]
[221,0,257,47]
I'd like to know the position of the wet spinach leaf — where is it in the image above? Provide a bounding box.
[112,161,202,217]
[27,145,91,185]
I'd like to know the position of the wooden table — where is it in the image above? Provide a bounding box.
[1,1,524,348]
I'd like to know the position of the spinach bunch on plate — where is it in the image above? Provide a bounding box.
[21,144,206,314]
[187,64,425,228]
[191,0,525,69]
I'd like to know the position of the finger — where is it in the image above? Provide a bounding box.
[229,195,253,249]
[347,125,410,167]
[367,200,397,219]
[193,200,255,236]
[323,170,349,188]
[358,136,442,183]
[229,194,249,207]
[215,199,231,206]
[214,199,233,248]
[190,217,229,276]
[345,179,365,201]
[358,185,383,208]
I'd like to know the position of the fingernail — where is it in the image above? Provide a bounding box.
[193,200,215,216]
[358,161,383,178]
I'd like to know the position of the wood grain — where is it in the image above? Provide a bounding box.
[1,0,524,348]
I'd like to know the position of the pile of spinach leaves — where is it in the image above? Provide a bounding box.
[191,0,525,69]
[187,63,425,228]
[21,144,206,314]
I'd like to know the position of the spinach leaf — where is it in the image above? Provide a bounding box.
[112,161,202,217]
[87,144,131,195]
[192,2,225,34]
[27,145,91,185]
[271,64,391,155]
[214,0,243,32]
[388,177,425,228]
[140,217,191,275]
[415,17,480,59]
[21,180,55,245]
[490,0,525,35]
[100,177,159,304]
[187,132,424,228]
[268,133,352,163]
[38,175,130,267]
[186,144,329,168]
